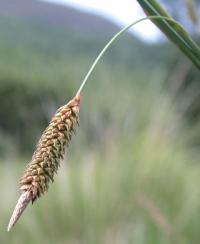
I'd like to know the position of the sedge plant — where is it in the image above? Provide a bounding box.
[7,15,200,231]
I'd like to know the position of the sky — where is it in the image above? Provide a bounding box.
[43,0,161,42]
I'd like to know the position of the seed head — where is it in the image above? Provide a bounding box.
[7,94,80,231]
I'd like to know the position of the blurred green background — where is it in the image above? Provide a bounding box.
[0,0,200,243]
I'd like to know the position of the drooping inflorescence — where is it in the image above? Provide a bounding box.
[7,15,183,232]
[7,94,80,231]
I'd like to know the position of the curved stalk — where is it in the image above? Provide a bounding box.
[76,16,200,96]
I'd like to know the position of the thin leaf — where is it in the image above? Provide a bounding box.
[137,0,200,69]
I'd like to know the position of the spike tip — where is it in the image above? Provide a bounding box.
[7,191,32,231]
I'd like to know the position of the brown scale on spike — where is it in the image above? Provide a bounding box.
[7,94,81,231]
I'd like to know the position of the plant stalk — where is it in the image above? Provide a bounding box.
[76,16,200,96]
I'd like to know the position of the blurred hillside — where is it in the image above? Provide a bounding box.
[0,0,120,34]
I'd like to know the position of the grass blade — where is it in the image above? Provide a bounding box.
[137,0,200,69]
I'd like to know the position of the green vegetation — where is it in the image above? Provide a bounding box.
[1,79,200,243]
[0,1,200,243]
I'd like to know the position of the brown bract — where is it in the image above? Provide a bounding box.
[7,94,80,231]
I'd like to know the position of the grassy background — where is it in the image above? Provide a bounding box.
[0,0,200,243]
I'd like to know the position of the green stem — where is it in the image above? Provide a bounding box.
[76,16,198,96]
